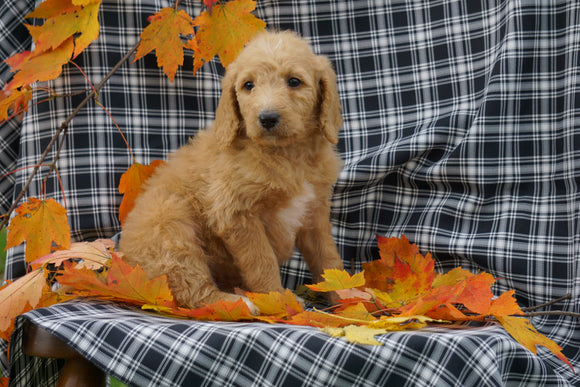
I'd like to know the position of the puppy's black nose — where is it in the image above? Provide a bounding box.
[259,111,280,130]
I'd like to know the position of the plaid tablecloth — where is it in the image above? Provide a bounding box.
[7,299,577,386]
[2,0,580,385]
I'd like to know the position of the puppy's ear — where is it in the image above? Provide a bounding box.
[316,56,342,145]
[213,66,242,148]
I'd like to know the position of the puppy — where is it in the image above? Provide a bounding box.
[119,31,344,310]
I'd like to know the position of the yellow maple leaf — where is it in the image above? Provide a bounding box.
[193,0,265,73]
[26,0,100,59]
[306,269,366,292]
[322,325,388,346]
[245,289,304,317]
[6,197,71,262]
[0,87,33,123]
[496,315,573,371]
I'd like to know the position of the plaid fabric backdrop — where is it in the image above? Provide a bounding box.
[1,0,579,385]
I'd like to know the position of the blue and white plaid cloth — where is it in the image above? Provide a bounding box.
[2,0,579,385]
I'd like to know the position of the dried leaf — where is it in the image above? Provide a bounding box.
[6,197,71,262]
[30,239,115,270]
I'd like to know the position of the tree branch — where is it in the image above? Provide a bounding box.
[0,41,140,230]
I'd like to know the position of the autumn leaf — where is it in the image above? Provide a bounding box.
[5,37,75,90]
[57,254,175,307]
[25,0,100,59]
[306,269,365,292]
[496,315,573,371]
[6,197,70,262]
[0,87,33,123]
[368,315,440,331]
[4,0,101,90]
[118,160,166,225]
[133,8,195,82]
[322,325,387,346]
[175,299,255,321]
[30,239,115,270]
[362,234,426,292]
[335,302,377,322]
[454,272,495,315]
[288,310,357,328]
[489,290,524,317]
[0,270,48,340]
[193,0,265,74]
[388,251,435,303]
[246,289,304,318]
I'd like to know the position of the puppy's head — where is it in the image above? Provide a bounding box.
[213,31,342,148]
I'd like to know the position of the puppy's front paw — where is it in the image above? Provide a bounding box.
[241,296,260,315]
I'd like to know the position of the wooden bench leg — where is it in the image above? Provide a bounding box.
[22,320,106,387]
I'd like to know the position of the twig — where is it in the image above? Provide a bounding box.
[524,311,580,318]
[0,41,140,230]
[522,294,572,312]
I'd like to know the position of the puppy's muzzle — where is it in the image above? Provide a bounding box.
[259,110,280,131]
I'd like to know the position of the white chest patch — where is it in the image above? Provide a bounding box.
[277,182,316,234]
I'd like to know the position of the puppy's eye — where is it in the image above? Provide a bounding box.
[243,81,255,91]
[287,78,302,88]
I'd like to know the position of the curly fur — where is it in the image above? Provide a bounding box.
[119,31,344,309]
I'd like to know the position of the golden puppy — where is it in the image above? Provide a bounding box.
[119,31,344,310]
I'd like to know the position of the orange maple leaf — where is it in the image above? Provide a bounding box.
[133,8,195,82]
[57,254,175,307]
[177,299,256,321]
[388,251,435,302]
[6,197,71,262]
[193,0,266,74]
[288,310,356,328]
[489,289,524,317]
[306,269,366,292]
[118,160,166,225]
[5,37,75,91]
[363,234,425,292]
